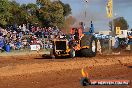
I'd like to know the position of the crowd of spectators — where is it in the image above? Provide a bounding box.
[0,24,66,52]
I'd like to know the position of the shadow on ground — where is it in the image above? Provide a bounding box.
[127,66,132,68]
[34,54,70,59]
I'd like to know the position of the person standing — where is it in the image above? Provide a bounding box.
[0,37,4,52]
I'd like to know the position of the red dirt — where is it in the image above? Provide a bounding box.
[0,55,132,88]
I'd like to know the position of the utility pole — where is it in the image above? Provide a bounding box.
[84,0,89,22]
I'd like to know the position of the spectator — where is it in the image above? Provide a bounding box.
[0,37,4,52]
[16,39,22,50]
[22,24,26,32]
[0,23,66,52]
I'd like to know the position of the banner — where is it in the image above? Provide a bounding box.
[116,27,121,35]
[106,0,113,18]
[30,45,40,51]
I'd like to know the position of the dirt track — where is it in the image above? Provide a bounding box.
[0,54,132,88]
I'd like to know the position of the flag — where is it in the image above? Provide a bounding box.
[106,0,113,18]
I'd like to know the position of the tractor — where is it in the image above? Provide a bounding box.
[51,21,97,58]
[113,29,132,50]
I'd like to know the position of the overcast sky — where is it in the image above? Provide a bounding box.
[16,0,132,31]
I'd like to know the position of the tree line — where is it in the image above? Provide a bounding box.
[0,0,72,29]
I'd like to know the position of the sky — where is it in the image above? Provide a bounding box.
[16,0,132,31]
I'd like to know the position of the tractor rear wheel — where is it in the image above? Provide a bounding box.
[81,35,97,57]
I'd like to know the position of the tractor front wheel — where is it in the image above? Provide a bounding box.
[70,49,75,58]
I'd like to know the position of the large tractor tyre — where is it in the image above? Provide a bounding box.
[75,50,81,57]
[81,35,97,57]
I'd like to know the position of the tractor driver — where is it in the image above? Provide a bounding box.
[74,28,79,40]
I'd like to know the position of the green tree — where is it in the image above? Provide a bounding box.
[8,1,30,25]
[50,1,64,28]
[20,4,29,24]
[26,3,37,16]
[109,17,129,32]
[9,1,21,25]
[36,0,51,6]
[0,0,72,28]
[0,0,12,27]
[9,2,39,25]
[26,3,40,26]
[36,0,64,28]
[36,0,51,27]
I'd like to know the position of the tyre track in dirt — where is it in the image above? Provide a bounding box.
[0,55,131,88]
[0,55,131,77]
